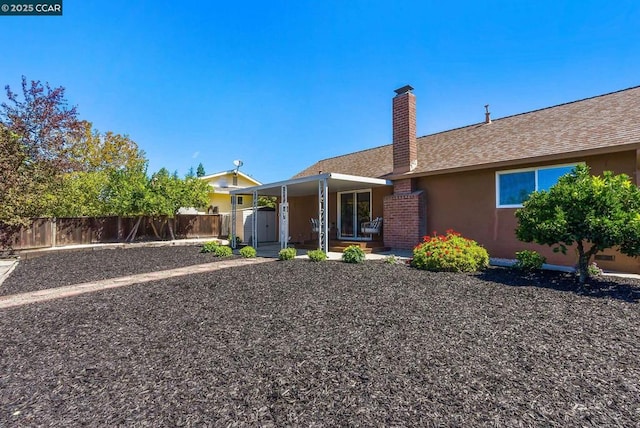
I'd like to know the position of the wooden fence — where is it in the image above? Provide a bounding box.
[8,215,223,250]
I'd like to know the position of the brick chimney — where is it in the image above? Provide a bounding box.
[392,85,417,175]
[384,85,427,250]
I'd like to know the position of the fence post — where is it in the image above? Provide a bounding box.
[117,216,123,242]
[51,218,57,248]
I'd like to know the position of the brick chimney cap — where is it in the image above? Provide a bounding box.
[394,85,414,95]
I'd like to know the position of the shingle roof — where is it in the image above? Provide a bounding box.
[293,86,640,179]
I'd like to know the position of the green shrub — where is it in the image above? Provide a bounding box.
[213,245,233,257]
[587,262,603,277]
[514,250,546,271]
[411,230,489,272]
[278,247,297,261]
[384,254,400,264]
[307,249,327,262]
[239,246,257,258]
[342,245,366,264]
[201,241,220,253]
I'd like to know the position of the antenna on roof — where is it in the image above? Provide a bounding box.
[484,104,491,124]
[233,159,243,175]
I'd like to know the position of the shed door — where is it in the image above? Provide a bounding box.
[258,210,276,242]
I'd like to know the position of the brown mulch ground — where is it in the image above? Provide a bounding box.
[0,248,639,426]
[0,245,236,296]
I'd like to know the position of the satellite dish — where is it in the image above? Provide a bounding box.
[233,160,243,168]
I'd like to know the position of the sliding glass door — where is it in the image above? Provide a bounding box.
[338,190,371,240]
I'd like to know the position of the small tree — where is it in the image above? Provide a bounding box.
[196,162,206,177]
[516,165,640,285]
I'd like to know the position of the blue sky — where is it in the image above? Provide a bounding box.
[2,0,639,183]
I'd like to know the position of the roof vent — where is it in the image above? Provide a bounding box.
[484,104,491,124]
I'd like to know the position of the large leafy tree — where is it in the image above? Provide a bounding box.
[147,168,209,218]
[0,128,50,246]
[69,121,146,172]
[516,165,640,285]
[1,76,84,171]
[0,77,84,246]
[52,121,147,217]
[103,165,209,241]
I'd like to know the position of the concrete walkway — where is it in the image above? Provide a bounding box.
[0,257,273,309]
[0,259,19,288]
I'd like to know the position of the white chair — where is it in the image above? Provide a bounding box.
[361,217,383,236]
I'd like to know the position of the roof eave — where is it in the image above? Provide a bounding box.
[386,143,640,179]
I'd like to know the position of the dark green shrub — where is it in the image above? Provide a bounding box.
[307,249,327,262]
[213,245,233,257]
[342,245,365,264]
[278,247,297,261]
[411,230,489,272]
[514,250,546,271]
[239,246,257,258]
[201,241,219,253]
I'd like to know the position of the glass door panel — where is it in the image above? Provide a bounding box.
[356,192,371,239]
[338,190,371,240]
[340,193,354,238]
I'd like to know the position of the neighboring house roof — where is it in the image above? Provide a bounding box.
[294,85,640,179]
[200,170,262,194]
[199,170,262,185]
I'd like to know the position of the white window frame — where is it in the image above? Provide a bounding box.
[496,163,579,208]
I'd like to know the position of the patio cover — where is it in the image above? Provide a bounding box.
[230,173,392,252]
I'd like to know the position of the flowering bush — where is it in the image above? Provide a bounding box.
[411,230,489,272]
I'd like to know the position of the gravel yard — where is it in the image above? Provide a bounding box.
[0,246,639,426]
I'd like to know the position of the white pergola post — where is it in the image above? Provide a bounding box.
[251,190,258,248]
[318,178,329,253]
[279,185,289,249]
[231,194,237,249]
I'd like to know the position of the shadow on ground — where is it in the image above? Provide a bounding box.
[475,267,640,303]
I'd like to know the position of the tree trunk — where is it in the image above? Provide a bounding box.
[576,242,598,287]
[149,218,161,240]
[168,219,176,240]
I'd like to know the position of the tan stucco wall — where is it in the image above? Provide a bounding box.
[415,151,639,273]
